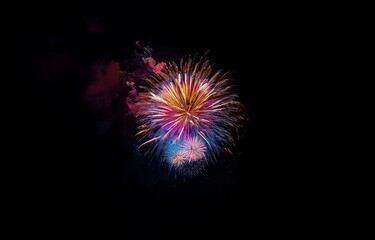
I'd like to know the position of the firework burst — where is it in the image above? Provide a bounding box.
[135,56,244,176]
[180,136,207,161]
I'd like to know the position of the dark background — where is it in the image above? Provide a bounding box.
[20,0,324,237]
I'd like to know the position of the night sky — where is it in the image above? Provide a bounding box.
[21,1,323,237]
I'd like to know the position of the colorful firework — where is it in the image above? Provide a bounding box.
[135,56,244,176]
[180,136,207,161]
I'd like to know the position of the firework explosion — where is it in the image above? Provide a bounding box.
[135,57,244,176]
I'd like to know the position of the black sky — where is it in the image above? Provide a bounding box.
[20,1,325,237]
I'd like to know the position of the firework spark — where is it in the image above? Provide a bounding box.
[135,56,244,176]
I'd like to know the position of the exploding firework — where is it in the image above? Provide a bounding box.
[163,137,208,177]
[135,56,244,176]
[180,136,207,161]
